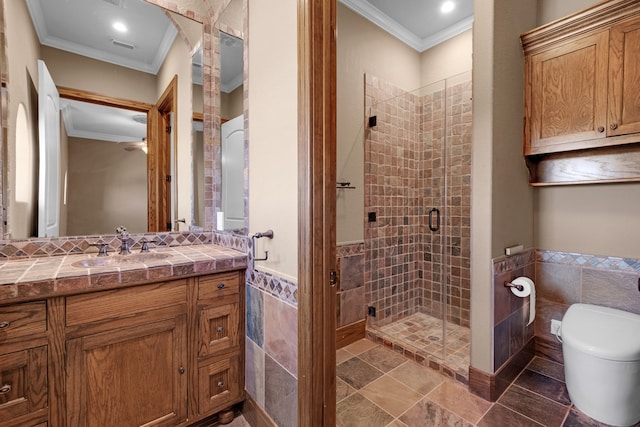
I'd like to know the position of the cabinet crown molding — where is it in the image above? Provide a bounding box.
[521,0,640,53]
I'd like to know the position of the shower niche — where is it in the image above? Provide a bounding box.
[364,71,472,381]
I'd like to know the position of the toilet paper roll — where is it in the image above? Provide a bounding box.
[510,276,536,325]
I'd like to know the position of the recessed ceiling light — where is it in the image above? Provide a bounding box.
[113,22,127,33]
[441,1,455,13]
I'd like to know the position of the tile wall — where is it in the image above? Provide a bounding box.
[534,249,640,363]
[492,248,640,371]
[364,74,472,328]
[337,242,365,327]
[492,250,536,372]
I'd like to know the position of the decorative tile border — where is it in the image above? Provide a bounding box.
[247,268,298,307]
[336,242,364,258]
[0,232,215,259]
[536,249,640,273]
[492,249,536,275]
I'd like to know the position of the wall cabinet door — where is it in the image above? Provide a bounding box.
[527,30,609,154]
[66,316,187,427]
[608,15,640,137]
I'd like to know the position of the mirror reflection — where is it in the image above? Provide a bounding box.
[4,0,202,238]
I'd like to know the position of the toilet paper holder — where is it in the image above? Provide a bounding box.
[504,281,525,292]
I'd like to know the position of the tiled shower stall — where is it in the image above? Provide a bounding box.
[363,72,473,380]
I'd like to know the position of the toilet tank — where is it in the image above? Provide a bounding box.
[562,304,640,362]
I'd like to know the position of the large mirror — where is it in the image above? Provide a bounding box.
[3,0,203,238]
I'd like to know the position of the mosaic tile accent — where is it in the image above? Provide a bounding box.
[364,73,472,330]
[537,249,640,273]
[0,232,218,259]
[366,312,470,385]
[247,268,298,307]
[336,242,364,258]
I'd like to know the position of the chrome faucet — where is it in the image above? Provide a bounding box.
[116,226,131,255]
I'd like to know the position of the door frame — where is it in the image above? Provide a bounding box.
[297,0,337,425]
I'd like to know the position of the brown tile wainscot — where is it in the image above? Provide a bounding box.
[0,244,247,426]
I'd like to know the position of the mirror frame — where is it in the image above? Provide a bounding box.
[0,0,247,241]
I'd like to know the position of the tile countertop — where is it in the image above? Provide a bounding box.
[0,244,248,304]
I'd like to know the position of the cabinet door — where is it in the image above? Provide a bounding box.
[0,347,47,421]
[198,302,240,358]
[527,31,609,154]
[608,16,640,137]
[66,316,187,427]
[198,355,242,415]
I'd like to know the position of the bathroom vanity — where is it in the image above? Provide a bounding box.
[0,245,246,427]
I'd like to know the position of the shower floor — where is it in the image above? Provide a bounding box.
[366,312,470,384]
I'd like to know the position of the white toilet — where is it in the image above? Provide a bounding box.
[561,303,640,427]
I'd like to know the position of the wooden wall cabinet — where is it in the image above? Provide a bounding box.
[0,270,245,427]
[522,0,640,185]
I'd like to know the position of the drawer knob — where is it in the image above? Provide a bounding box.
[178,367,185,375]
[0,384,11,394]
[217,283,225,289]
[217,381,224,387]
[597,126,605,133]
[0,321,10,329]
[216,326,224,333]
[610,123,618,130]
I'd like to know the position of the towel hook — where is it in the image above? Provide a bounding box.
[251,230,274,262]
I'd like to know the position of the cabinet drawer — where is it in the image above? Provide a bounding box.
[198,273,240,301]
[66,279,187,327]
[198,354,242,414]
[0,346,48,420]
[198,302,240,357]
[0,302,47,342]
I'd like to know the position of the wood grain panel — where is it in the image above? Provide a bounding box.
[528,30,609,154]
[65,280,187,327]
[66,316,187,427]
[608,15,640,136]
[198,272,240,301]
[336,319,365,349]
[0,301,46,341]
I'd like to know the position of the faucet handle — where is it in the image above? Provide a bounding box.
[139,238,156,253]
[90,242,109,257]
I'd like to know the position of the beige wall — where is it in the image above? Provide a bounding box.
[533,0,640,259]
[5,0,40,238]
[336,4,421,244]
[42,46,157,104]
[66,137,147,235]
[470,0,537,373]
[221,85,243,121]
[157,34,194,231]
[249,0,298,279]
[420,30,473,86]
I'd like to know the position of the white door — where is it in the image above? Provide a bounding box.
[221,115,245,231]
[37,60,61,237]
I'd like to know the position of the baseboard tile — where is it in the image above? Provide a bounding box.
[469,338,535,401]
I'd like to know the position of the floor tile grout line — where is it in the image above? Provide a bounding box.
[491,403,546,427]
[506,383,571,411]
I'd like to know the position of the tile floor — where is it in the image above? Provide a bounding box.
[336,339,637,427]
[371,312,470,381]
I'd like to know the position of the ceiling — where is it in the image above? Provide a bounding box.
[339,0,474,52]
[26,0,471,144]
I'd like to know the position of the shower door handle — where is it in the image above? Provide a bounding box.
[428,208,440,232]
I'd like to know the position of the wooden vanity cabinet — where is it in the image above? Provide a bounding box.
[0,268,245,427]
[194,272,244,417]
[64,280,189,427]
[522,1,640,184]
[0,302,49,427]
